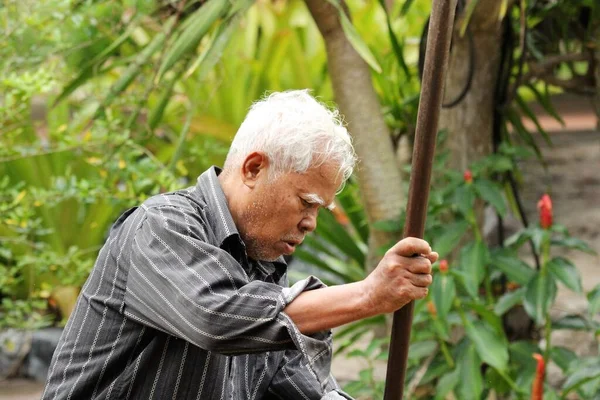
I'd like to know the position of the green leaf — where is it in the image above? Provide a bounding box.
[464,320,509,372]
[525,83,565,126]
[503,228,532,250]
[587,284,600,316]
[550,346,577,372]
[372,219,402,233]
[408,340,437,363]
[551,237,597,255]
[315,208,366,266]
[506,108,543,162]
[157,0,230,80]
[326,0,382,73]
[96,17,177,116]
[460,0,480,37]
[431,273,456,321]
[433,220,469,259]
[563,358,600,394]
[453,186,475,218]
[547,257,583,293]
[524,271,557,325]
[473,178,506,217]
[435,368,459,400]
[494,287,526,316]
[400,0,416,16]
[458,241,489,299]
[465,302,504,335]
[377,0,410,78]
[553,314,595,331]
[515,94,552,146]
[457,344,483,400]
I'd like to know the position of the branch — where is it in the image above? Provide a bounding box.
[509,52,591,94]
[537,75,596,96]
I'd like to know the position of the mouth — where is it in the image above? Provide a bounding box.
[282,240,302,255]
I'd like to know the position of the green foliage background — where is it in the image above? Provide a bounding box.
[1,0,600,398]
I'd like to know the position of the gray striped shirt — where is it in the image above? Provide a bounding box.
[42,167,352,400]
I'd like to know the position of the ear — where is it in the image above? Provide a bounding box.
[241,152,269,188]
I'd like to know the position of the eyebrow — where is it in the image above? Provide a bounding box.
[302,193,336,210]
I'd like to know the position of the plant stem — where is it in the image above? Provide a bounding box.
[439,339,454,368]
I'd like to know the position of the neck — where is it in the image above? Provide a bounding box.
[218,172,243,229]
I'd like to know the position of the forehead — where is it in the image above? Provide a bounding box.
[279,162,342,195]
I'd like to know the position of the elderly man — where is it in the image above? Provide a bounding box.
[43,90,437,399]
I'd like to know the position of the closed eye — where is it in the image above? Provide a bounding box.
[300,197,312,208]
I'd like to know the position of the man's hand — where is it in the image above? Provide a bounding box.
[362,237,438,315]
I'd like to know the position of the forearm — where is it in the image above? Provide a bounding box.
[283,280,376,334]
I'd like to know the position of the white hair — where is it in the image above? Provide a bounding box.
[223,90,356,186]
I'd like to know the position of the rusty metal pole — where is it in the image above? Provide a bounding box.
[383,1,458,399]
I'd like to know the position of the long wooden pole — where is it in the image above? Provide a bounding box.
[383,1,458,399]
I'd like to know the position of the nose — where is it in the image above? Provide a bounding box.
[299,212,317,233]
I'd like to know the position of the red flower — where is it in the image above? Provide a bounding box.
[537,194,553,229]
[439,259,449,273]
[531,353,545,400]
[463,169,473,184]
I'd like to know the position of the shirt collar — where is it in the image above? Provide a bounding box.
[194,166,287,269]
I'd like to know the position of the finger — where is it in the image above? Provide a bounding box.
[410,273,433,288]
[388,237,431,258]
[403,256,432,274]
[425,251,439,264]
[413,287,429,300]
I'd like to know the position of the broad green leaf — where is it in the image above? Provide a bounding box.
[433,220,469,259]
[294,248,363,283]
[503,228,532,250]
[464,320,509,372]
[453,186,475,218]
[408,340,437,362]
[315,208,366,266]
[465,302,504,335]
[547,257,583,293]
[524,272,557,325]
[431,273,456,320]
[550,346,577,372]
[326,0,382,73]
[485,367,511,395]
[457,344,483,400]
[494,287,526,316]
[336,181,369,243]
[458,241,489,299]
[551,237,597,255]
[563,358,600,394]
[587,284,600,316]
[371,219,402,233]
[435,368,459,400]
[473,178,506,217]
[157,0,230,80]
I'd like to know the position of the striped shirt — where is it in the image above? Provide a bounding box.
[42,167,352,400]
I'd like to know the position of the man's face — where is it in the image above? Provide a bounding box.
[236,155,342,262]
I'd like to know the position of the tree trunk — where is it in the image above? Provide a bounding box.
[304,0,404,273]
[439,0,505,171]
